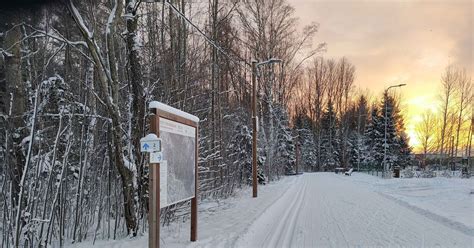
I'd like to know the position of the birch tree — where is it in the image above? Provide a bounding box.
[416,111,437,167]
[453,70,472,157]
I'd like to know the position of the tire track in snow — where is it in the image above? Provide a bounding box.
[387,198,403,248]
[379,192,474,236]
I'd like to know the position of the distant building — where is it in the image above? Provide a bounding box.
[413,153,473,170]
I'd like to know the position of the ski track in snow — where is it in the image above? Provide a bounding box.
[69,173,473,248]
[234,173,472,248]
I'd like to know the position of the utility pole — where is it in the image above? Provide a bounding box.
[357,112,365,172]
[251,58,282,197]
[295,136,299,175]
[252,61,258,198]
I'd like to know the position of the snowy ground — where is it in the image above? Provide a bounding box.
[70,173,473,248]
[352,172,474,232]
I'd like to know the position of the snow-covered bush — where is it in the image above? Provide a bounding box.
[401,169,415,178]
[420,170,436,178]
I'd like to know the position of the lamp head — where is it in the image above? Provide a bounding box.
[268,58,283,64]
[257,58,283,67]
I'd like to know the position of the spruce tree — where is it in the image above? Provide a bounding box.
[274,105,296,175]
[320,101,340,171]
[380,93,399,172]
[294,111,317,172]
[380,93,413,171]
[392,99,413,168]
[364,106,384,170]
[398,132,413,168]
[228,124,266,185]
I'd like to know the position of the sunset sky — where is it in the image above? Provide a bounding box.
[288,0,473,150]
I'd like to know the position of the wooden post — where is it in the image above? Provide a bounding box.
[251,61,258,198]
[191,125,198,241]
[295,138,299,175]
[149,110,160,248]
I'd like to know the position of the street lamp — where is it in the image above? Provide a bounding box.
[383,83,406,178]
[257,58,283,67]
[252,58,283,198]
[356,112,367,172]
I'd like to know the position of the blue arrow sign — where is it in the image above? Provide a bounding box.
[140,134,161,153]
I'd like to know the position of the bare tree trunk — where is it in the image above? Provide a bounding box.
[72,99,89,243]
[125,0,146,219]
[467,112,473,168]
[2,13,27,229]
[38,114,65,247]
[93,154,108,244]
[67,0,137,236]
[439,65,457,166]
[454,70,471,157]
[45,135,72,246]
[14,86,40,248]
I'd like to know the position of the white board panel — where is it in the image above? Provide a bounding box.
[160,162,168,206]
[159,118,196,208]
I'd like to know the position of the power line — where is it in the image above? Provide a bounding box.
[163,0,252,72]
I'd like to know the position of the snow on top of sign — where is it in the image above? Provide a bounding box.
[149,101,199,123]
[140,133,158,142]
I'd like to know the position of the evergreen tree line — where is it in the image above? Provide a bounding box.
[292,57,413,173]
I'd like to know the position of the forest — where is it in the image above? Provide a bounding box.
[0,0,472,247]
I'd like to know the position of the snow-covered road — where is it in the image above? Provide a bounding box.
[234,173,472,248]
[73,173,473,248]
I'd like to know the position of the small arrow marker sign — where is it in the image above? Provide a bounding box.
[140,134,162,153]
[150,152,164,163]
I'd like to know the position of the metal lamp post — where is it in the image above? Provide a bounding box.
[252,58,282,198]
[357,112,367,172]
[383,83,406,178]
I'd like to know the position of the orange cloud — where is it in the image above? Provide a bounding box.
[288,0,473,151]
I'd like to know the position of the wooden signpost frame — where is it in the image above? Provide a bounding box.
[148,105,198,248]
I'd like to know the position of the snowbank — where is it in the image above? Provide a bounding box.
[67,177,297,248]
